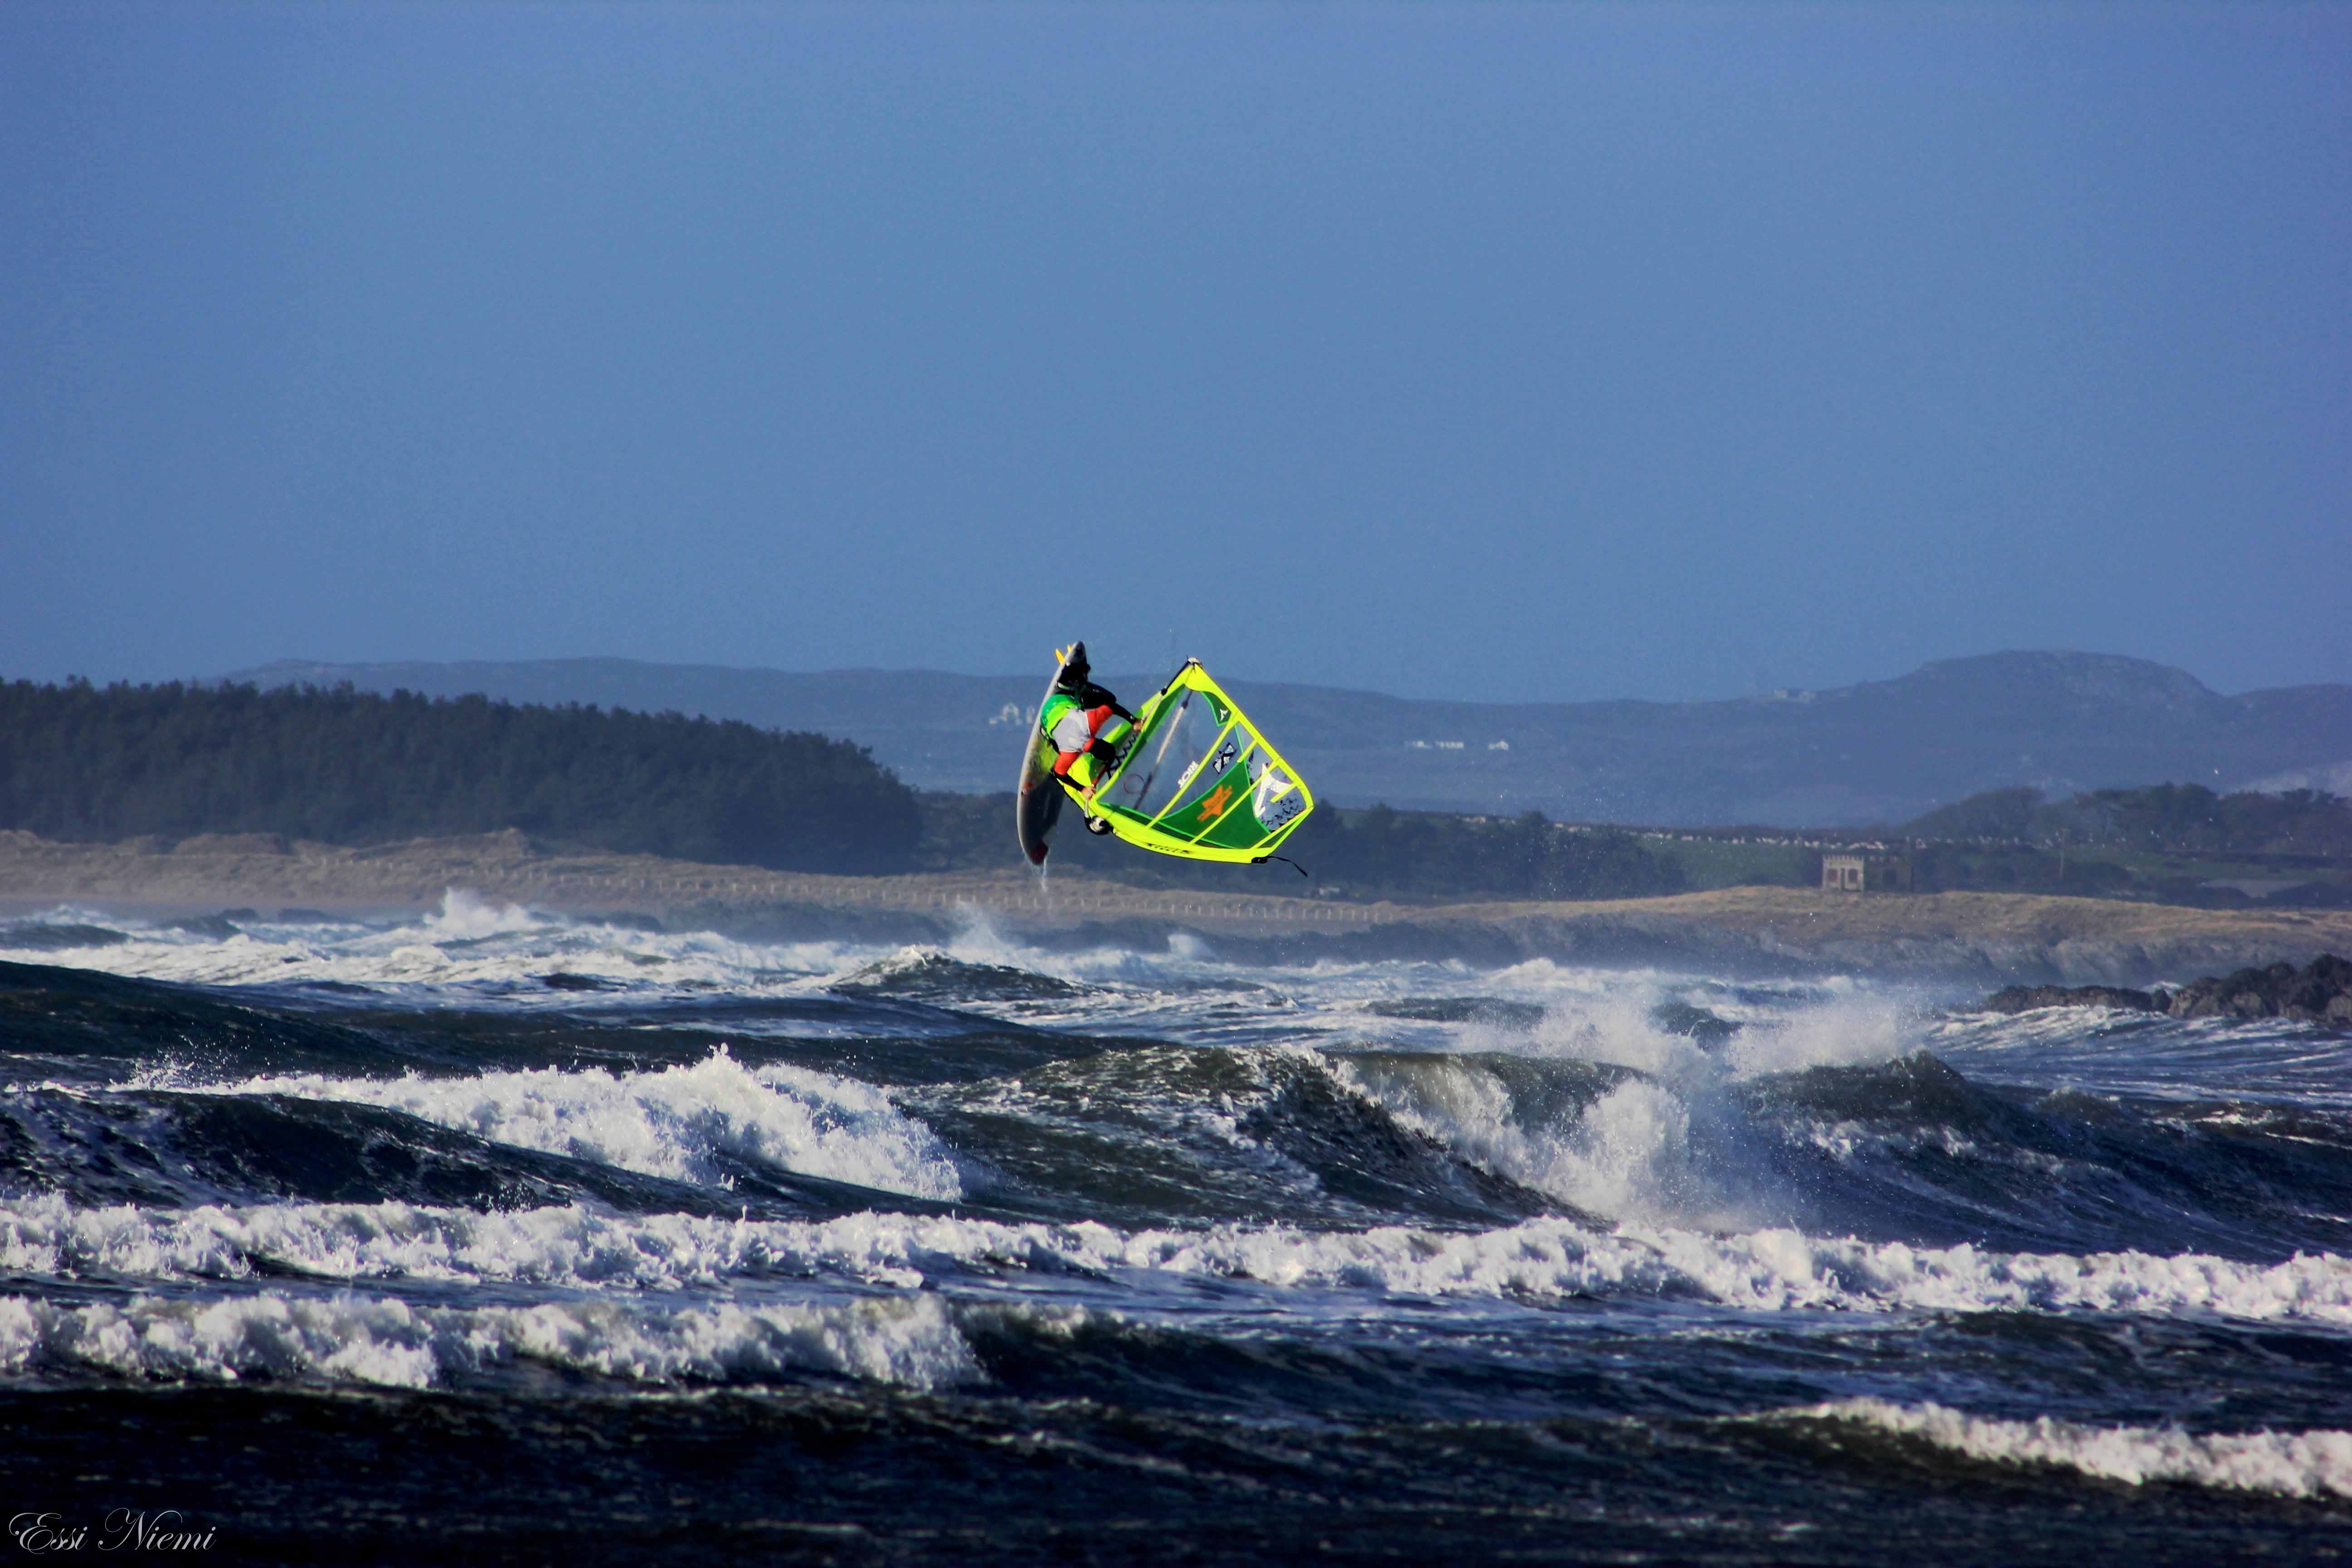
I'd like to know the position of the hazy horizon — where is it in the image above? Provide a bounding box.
[215,643,2346,707]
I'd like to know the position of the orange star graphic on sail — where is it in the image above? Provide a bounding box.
[1193,782,1235,824]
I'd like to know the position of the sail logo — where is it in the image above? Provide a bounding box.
[1256,769,1304,830]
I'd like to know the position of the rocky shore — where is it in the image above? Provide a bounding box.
[1980,955,2352,1025]
[5,828,2352,986]
[2164,955,2352,1022]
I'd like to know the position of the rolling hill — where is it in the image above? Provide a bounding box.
[228,652,2352,828]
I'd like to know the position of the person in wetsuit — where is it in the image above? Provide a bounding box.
[1038,643,1134,832]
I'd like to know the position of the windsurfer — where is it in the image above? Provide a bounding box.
[1039,642,1134,820]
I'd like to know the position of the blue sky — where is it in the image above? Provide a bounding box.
[4,2,2346,703]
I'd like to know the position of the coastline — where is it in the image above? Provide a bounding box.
[4,828,2347,986]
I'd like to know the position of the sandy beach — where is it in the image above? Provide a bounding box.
[4,828,2345,985]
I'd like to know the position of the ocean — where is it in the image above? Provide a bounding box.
[2,892,2348,1564]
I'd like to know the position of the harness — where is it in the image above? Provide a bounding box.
[1040,688,1135,791]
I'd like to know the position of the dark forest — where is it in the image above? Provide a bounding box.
[0,679,921,875]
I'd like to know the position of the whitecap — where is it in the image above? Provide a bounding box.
[196,1048,962,1200]
[1779,1398,2352,1499]
[0,1288,975,1391]
[13,1197,2352,1328]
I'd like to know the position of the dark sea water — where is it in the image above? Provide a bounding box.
[3,894,2350,1565]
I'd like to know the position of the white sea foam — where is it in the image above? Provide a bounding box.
[2,891,863,995]
[0,1198,1083,1293]
[1784,1398,2352,1499]
[1321,976,1935,1230]
[10,1196,2352,1328]
[420,888,541,941]
[1725,993,1918,1077]
[0,1288,975,1391]
[196,1049,962,1200]
[1102,1220,2352,1324]
[1338,1054,1713,1225]
[1334,1039,1791,1230]
[1486,969,1912,1082]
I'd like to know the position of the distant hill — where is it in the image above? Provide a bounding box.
[228,652,2352,828]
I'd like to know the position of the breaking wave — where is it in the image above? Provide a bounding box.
[7,909,2352,1553]
[9,1196,2351,1326]
[191,1049,962,1201]
[0,1288,975,1391]
[1780,1398,2352,1499]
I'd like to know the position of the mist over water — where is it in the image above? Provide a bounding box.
[4,895,2351,1562]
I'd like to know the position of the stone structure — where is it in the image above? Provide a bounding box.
[1822,852,1913,893]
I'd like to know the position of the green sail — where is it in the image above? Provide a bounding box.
[1078,662,1315,864]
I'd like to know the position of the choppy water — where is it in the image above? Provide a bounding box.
[3,892,2350,1564]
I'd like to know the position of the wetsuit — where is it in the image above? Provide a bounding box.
[1040,682,1134,794]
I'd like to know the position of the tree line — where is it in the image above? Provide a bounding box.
[17,675,2330,904]
[1871,783,2352,906]
[1289,805,1687,901]
[1901,784,2352,858]
[913,794,1687,902]
[1,676,1684,897]
[0,679,921,875]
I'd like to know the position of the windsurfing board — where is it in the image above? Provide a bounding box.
[1014,647,1080,866]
